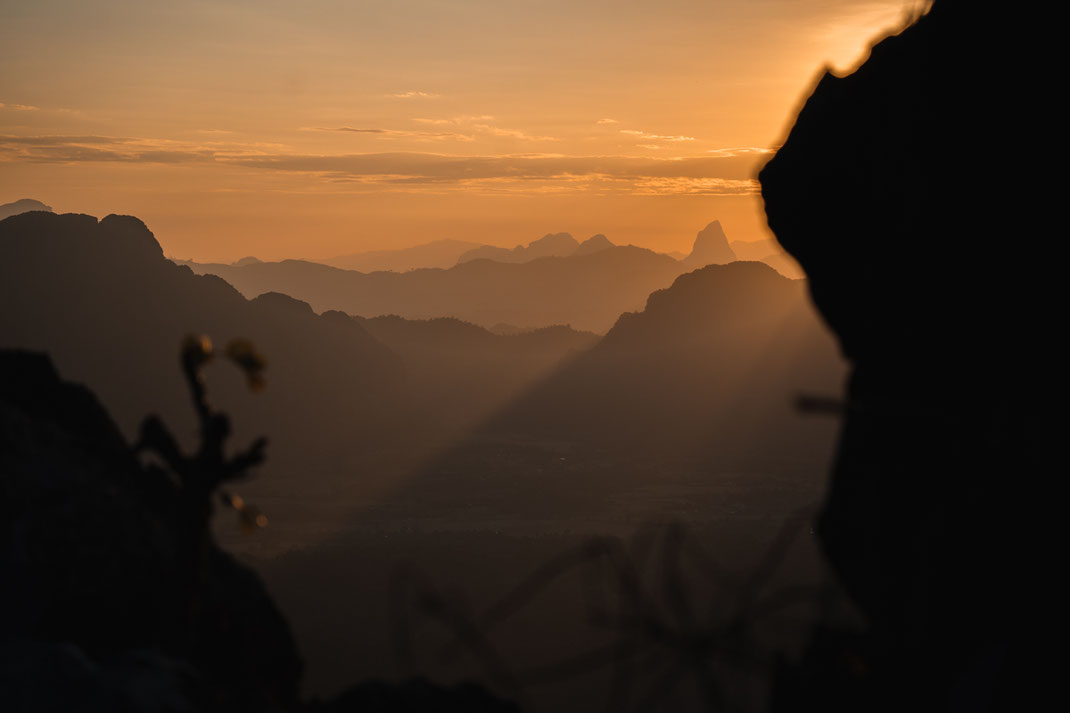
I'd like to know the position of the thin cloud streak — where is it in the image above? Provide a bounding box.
[389,91,440,99]
[0,134,764,195]
[620,129,696,142]
[301,126,476,142]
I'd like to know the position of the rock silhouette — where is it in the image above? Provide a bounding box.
[760,1,1054,709]
[683,220,736,267]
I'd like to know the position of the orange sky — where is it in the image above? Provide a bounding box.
[0,0,917,262]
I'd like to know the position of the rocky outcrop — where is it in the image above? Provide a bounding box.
[683,220,736,267]
[760,1,1054,709]
[0,350,520,712]
[0,350,302,712]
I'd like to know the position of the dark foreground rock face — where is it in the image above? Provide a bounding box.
[0,350,303,712]
[760,1,1056,711]
[0,350,519,712]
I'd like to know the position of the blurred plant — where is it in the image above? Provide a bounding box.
[134,334,270,651]
[390,510,830,712]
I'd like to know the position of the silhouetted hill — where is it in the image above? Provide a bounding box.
[0,211,404,504]
[0,198,51,220]
[324,238,484,272]
[178,245,690,333]
[754,250,804,279]
[373,261,845,521]
[683,220,736,267]
[488,261,841,459]
[573,233,615,256]
[351,315,598,437]
[729,238,779,261]
[457,232,580,264]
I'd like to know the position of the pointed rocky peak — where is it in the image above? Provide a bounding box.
[684,220,736,267]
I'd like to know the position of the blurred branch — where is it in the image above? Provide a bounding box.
[393,509,821,711]
[133,333,270,653]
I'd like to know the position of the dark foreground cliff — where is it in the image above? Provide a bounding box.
[760,1,1057,710]
[0,350,516,712]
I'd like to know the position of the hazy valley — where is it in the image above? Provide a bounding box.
[1,204,846,709]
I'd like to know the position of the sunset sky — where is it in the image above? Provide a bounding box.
[0,0,915,262]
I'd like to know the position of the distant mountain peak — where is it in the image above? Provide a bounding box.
[684,220,736,267]
[323,238,486,273]
[0,198,53,220]
[574,233,615,256]
[520,232,578,254]
[457,231,579,265]
[251,291,315,315]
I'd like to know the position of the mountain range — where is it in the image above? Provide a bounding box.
[323,238,484,272]
[175,221,746,333]
[321,231,617,273]
[0,212,406,497]
[0,211,603,519]
[456,232,587,264]
[370,260,845,522]
[2,209,842,546]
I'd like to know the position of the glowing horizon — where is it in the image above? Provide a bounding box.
[0,0,915,262]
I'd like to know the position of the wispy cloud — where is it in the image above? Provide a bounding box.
[413,115,495,125]
[620,129,695,142]
[706,147,775,157]
[0,103,40,111]
[0,134,283,163]
[0,134,763,196]
[389,90,440,99]
[596,118,619,125]
[411,116,555,141]
[225,152,761,195]
[301,126,475,142]
[471,124,557,141]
